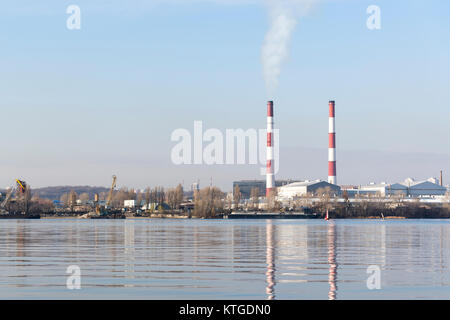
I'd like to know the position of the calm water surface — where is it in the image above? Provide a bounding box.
[0,219,449,299]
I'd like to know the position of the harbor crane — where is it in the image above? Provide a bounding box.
[93,175,117,216]
[0,187,14,211]
[1,179,28,213]
[79,175,123,219]
[106,175,117,209]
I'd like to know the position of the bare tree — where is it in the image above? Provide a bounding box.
[69,190,78,212]
[233,185,241,211]
[150,188,157,205]
[151,187,163,206]
[112,187,127,208]
[266,188,280,212]
[315,187,332,215]
[128,188,136,200]
[226,193,233,211]
[79,193,90,203]
[250,187,260,210]
[175,184,184,209]
[60,193,69,207]
[144,187,151,210]
[136,192,143,209]
[194,187,225,218]
[166,188,176,210]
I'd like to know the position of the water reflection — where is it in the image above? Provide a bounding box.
[124,220,135,286]
[380,224,386,269]
[265,221,276,300]
[16,221,26,259]
[327,222,337,300]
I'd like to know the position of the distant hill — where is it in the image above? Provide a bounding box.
[32,186,110,201]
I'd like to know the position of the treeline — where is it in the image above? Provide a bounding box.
[56,184,229,217]
[6,183,228,216]
[58,184,185,211]
[5,183,448,219]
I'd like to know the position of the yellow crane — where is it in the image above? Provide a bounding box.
[15,179,27,194]
[106,175,117,209]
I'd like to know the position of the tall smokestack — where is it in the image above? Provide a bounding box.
[266,101,275,197]
[440,170,443,187]
[328,101,337,185]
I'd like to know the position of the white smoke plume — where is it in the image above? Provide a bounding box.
[262,0,317,95]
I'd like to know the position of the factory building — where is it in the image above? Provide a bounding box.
[357,183,408,197]
[402,178,447,197]
[342,178,447,198]
[233,180,297,199]
[277,180,341,200]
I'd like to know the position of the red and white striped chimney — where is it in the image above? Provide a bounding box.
[266,101,275,197]
[328,100,337,185]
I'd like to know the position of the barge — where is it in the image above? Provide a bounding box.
[224,212,320,219]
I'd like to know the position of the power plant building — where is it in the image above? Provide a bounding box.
[233,180,297,199]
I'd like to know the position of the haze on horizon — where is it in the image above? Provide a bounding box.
[0,0,449,192]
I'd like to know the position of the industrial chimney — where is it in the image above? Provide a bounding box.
[266,101,275,197]
[328,100,337,185]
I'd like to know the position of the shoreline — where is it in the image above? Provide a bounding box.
[5,213,448,220]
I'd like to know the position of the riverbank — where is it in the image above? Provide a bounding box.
[31,213,450,220]
[3,202,449,220]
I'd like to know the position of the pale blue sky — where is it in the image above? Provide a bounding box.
[1,0,449,190]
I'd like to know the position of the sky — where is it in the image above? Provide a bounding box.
[0,0,449,191]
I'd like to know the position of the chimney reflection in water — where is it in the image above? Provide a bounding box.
[266,221,276,300]
[327,222,338,300]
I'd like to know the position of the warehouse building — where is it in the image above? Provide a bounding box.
[357,182,408,197]
[402,178,447,197]
[277,180,341,200]
[342,178,447,198]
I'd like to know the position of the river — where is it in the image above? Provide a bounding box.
[0,219,449,299]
